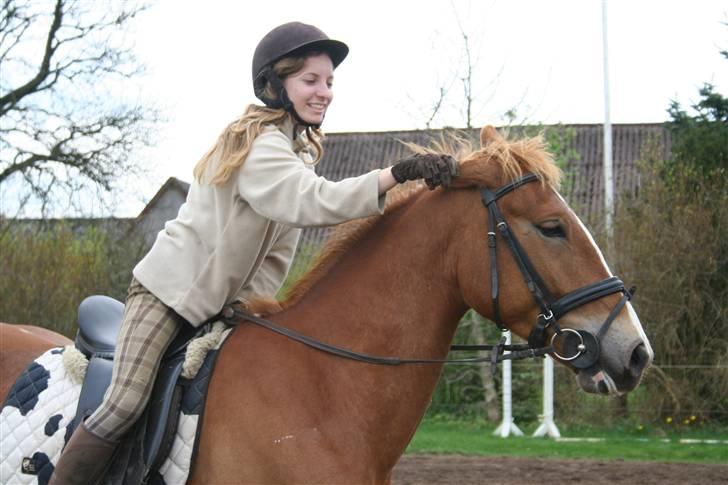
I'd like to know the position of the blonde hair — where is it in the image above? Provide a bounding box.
[193,55,326,185]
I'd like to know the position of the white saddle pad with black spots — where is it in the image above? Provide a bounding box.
[1,347,81,484]
[1,323,231,485]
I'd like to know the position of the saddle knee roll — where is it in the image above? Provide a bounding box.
[70,356,114,436]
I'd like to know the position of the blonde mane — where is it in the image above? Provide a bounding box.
[411,127,562,191]
[254,126,561,313]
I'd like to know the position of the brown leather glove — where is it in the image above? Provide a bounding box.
[391,153,459,189]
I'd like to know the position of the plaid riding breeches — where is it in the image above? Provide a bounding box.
[84,277,182,441]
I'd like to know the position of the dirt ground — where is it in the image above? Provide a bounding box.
[391,454,728,484]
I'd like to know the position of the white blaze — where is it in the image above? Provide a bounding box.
[563,191,653,357]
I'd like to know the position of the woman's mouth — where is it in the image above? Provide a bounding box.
[308,103,326,112]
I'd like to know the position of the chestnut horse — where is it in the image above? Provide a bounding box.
[1,126,653,484]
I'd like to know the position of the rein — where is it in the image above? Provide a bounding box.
[221,174,634,373]
[221,307,549,375]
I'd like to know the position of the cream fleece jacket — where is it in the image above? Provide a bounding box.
[133,119,385,326]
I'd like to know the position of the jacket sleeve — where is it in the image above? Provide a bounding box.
[237,128,386,228]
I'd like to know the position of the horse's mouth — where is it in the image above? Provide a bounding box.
[576,368,622,395]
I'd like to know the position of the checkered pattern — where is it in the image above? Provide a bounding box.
[85,278,181,441]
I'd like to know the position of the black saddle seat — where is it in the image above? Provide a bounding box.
[76,295,124,357]
[76,294,199,359]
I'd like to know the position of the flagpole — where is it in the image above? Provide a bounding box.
[602,0,614,243]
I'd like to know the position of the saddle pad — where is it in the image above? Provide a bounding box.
[1,347,82,485]
[2,325,233,485]
[154,326,232,484]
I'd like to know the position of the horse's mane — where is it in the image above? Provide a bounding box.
[252,127,561,313]
[279,182,424,309]
[433,127,562,191]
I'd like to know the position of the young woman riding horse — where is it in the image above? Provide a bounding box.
[2,122,654,483]
[184,126,653,483]
[49,22,458,485]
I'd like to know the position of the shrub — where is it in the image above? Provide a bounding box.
[608,162,728,423]
[0,220,144,337]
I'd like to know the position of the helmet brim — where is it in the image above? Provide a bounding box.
[288,38,349,68]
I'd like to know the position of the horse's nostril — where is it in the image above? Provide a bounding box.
[629,343,650,377]
[597,380,608,394]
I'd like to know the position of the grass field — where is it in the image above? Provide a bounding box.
[406,418,728,464]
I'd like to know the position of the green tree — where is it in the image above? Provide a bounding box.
[0,219,145,336]
[665,47,728,179]
[605,37,728,424]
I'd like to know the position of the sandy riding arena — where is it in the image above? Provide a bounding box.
[392,454,728,484]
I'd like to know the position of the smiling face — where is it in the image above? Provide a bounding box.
[282,53,334,125]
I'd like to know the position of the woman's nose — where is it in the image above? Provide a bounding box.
[316,82,332,100]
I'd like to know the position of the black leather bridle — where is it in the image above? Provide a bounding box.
[480,173,635,369]
[222,174,634,373]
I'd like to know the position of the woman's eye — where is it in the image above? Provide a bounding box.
[537,223,566,239]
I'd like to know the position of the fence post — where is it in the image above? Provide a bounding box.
[533,355,561,438]
[493,331,524,438]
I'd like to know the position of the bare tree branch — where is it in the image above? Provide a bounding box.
[0,0,63,112]
[425,87,447,129]
[0,0,157,216]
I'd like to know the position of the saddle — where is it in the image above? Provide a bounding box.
[71,295,220,484]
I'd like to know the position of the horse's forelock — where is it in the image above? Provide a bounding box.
[452,131,561,190]
[399,131,475,161]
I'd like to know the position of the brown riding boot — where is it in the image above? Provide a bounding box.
[49,423,118,485]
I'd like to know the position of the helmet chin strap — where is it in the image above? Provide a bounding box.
[257,67,322,131]
[291,109,322,132]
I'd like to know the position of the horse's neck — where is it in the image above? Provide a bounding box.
[289,192,469,467]
[294,192,466,353]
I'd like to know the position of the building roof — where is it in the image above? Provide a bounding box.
[316,123,670,219]
[136,177,190,219]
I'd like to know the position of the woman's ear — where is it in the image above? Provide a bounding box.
[480,125,503,148]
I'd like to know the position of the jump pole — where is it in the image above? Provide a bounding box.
[493,331,523,437]
[532,355,561,438]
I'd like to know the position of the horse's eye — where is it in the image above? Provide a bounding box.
[537,222,566,239]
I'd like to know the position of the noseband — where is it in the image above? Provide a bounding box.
[480,173,635,369]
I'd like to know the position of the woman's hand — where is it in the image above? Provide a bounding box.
[391,153,459,189]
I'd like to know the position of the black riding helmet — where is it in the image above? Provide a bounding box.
[252,22,348,117]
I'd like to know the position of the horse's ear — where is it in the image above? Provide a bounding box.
[480,125,503,148]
